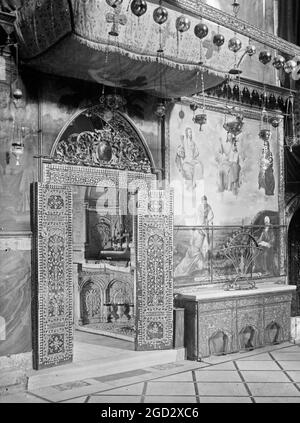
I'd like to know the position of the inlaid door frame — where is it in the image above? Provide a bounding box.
[32,162,174,369]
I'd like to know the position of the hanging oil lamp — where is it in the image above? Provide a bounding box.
[193,67,207,131]
[153,1,168,53]
[285,94,298,152]
[175,15,191,53]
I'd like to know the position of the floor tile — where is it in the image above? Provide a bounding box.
[200,397,252,403]
[88,395,141,403]
[156,372,194,382]
[203,362,237,370]
[247,383,300,397]
[92,383,144,396]
[0,393,49,403]
[273,346,300,353]
[144,396,198,403]
[93,369,149,383]
[60,396,88,403]
[146,382,196,396]
[194,371,241,382]
[286,371,300,382]
[254,397,300,403]
[277,361,300,371]
[271,353,300,361]
[29,381,112,402]
[238,353,273,361]
[241,371,290,383]
[197,382,248,397]
[236,361,281,371]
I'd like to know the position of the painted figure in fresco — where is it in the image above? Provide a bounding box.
[175,127,204,210]
[258,140,275,196]
[174,196,214,277]
[256,215,276,275]
[216,139,241,195]
[227,142,241,196]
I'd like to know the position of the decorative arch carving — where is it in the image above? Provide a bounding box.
[50,107,155,174]
[79,277,106,325]
[286,194,300,228]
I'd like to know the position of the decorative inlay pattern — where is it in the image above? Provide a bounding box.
[32,183,73,369]
[135,190,174,350]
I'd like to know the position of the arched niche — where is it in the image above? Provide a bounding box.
[208,330,230,356]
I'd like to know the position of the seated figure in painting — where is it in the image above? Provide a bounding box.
[255,215,276,276]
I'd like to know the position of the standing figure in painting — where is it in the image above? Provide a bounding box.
[227,142,241,196]
[175,127,204,212]
[258,140,275,196]
[216,138,241,196]
[174,196,214,278]
[256,215,276,275]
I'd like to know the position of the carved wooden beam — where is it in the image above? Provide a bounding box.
[164,0,300,57]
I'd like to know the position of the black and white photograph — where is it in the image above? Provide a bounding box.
[0,0,300,410]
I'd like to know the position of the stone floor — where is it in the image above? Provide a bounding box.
[1,341,300,403]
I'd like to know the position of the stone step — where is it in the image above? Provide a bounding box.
[27,348,185,391]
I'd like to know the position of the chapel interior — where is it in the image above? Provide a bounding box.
[1,0,300,392]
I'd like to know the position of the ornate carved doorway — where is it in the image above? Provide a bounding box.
[31,108,174,369]
[288,207,300,316]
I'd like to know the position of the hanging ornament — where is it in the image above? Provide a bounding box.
[190,103,198,112]
[213,33,225,47]
[272,55,285,70]
[285,94,298,152]
[259,107,271,141]
[153,6,168,24]
[193,69,207,131]
[269,115,282,128]
[246,44,256,57]
[259,50,272,65]
[106,0,123,8]
[130,0,147,17]
[228,37,242,53]
[175,15,190,53]
[13,88,23,100]
[284,59,297,74]
[176,15,191,33]
[194,23,209,40]
[154,101,166,119]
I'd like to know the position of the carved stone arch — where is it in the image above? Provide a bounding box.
[106,279,134,305]
[49,106,156,174]
[208,329,231,356]
[286,194,300,229]
[79,276,106,325]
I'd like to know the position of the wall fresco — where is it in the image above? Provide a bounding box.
[170,102,283,286]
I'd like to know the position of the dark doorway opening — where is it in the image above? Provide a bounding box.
[288,208,300,316]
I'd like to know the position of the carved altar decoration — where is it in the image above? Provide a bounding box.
[51,108,152,174]
[221,231,262,291]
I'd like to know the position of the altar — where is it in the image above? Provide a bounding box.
[175,281,296,360]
